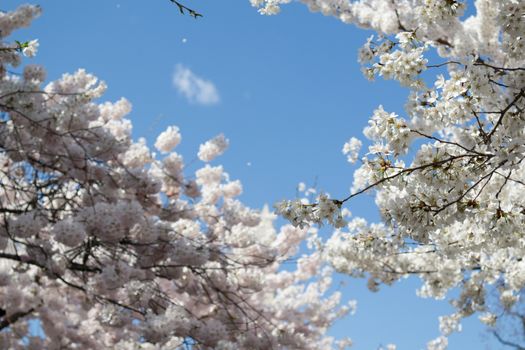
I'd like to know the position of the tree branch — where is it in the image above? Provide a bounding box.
[169,0,202,18]
[0,308,34,331]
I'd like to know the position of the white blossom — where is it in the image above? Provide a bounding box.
[342,137,362,163]
[22,39,39,57]
[198,133,229,162]
[154,125,181,154]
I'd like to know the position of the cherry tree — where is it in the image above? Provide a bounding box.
[0,5,355,349]
[251,0,525,347]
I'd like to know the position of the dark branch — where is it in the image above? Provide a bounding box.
[492,330,525,350]
[0,308,34,331]
[169,0,203,18]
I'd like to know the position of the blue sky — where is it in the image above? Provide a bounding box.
[9,0,503,348]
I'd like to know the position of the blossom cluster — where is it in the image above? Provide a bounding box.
[275,194,347,229]
[197,133,229,162]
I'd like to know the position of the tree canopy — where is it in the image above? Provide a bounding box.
[1,0,525,349]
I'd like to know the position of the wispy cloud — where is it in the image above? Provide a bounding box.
[173,64,220,105]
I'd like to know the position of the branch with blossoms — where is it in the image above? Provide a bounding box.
[277,38,525,229]
[260,0,525,346]
[0,81,347,348]
[0,39,39,57]
[0,5,354,349]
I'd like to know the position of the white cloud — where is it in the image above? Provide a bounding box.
[173,64,220,105]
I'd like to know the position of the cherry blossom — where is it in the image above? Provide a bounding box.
[258,0,525,347]
[0,5,352,349]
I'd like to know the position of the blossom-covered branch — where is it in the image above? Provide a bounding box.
[254,0,525,348]
[0,5,353,349]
